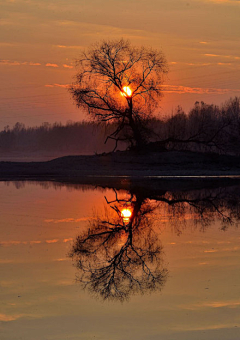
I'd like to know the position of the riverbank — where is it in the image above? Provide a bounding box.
[1,150,240,189]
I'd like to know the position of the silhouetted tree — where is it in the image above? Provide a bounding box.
[1,97,240,157]
[70,39,168,150]
[151,101,233,153]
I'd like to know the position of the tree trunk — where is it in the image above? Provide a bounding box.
[127,97,145,149]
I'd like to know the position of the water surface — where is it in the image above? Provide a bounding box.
[1,181,240,340]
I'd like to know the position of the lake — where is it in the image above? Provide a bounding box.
[1,180,240,340]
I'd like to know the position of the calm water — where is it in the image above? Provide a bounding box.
[1,181,240,340]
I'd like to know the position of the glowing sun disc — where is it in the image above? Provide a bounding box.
[121,86,132,97]
[121,208,132,218]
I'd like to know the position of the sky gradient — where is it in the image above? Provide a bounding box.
[1,0,240,129]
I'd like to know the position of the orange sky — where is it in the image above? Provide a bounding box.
[0,0,240,129]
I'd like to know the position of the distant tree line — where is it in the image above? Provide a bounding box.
[0,121,120,157]
[149,97,240,155]
[0,97,240,158]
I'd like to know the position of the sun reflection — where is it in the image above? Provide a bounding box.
[121,86,132,97]
[121,208,132,224]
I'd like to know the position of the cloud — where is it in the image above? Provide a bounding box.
[0,240,41,247]
[0,59,41,66]
[0,238,76,247]
[45,83,240,95]
[45,83,70,88]
[162,84,240,94]
[0,60,73,69]
[55,258,67,261]
[0,60,22,66]
[63,64,74,69]
[0,313,23,322]
[0,240,27,246]
[186,62,211,66]
[45,63,59,68]
[44,217,93,223]
[183,299,240,311]
[55,45,83,49]
[179,323,239,332]
[63,238,73,243]
[30,240,42,244]
[204,301,240,308]
[45,239,59,244]
[204,53,240,60]
[207,0,240,3]
[204,54,220,57]
[29,62,41,66]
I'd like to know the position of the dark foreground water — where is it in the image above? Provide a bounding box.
[1,180,240,340]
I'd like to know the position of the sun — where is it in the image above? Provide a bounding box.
[121,86,132,97]
[121,208,132,218]
[121,208,132,224]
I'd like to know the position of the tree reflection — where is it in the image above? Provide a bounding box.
[70,191,167,302]
[150,186,240,233]
[70,185,240,301]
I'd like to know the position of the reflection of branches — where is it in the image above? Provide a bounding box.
[70,194,167,302]
[70,185,240,301]
[151,187,240,233]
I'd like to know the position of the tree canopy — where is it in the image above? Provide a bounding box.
[70,39,168,149]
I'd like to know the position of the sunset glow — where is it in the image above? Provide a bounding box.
[1,0,240,337]
[121,208,132,218]
[121,208,132,223]
[121,86,132,97]
[0,0,239,128]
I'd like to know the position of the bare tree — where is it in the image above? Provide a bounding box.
[70,39,168,150]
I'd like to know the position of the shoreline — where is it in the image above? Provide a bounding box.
[1,174,240,194]
[1,150,240,189]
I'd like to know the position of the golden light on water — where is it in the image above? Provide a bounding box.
[121,208,132,218]
[121,86,132,97]
[121,208,132,223]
